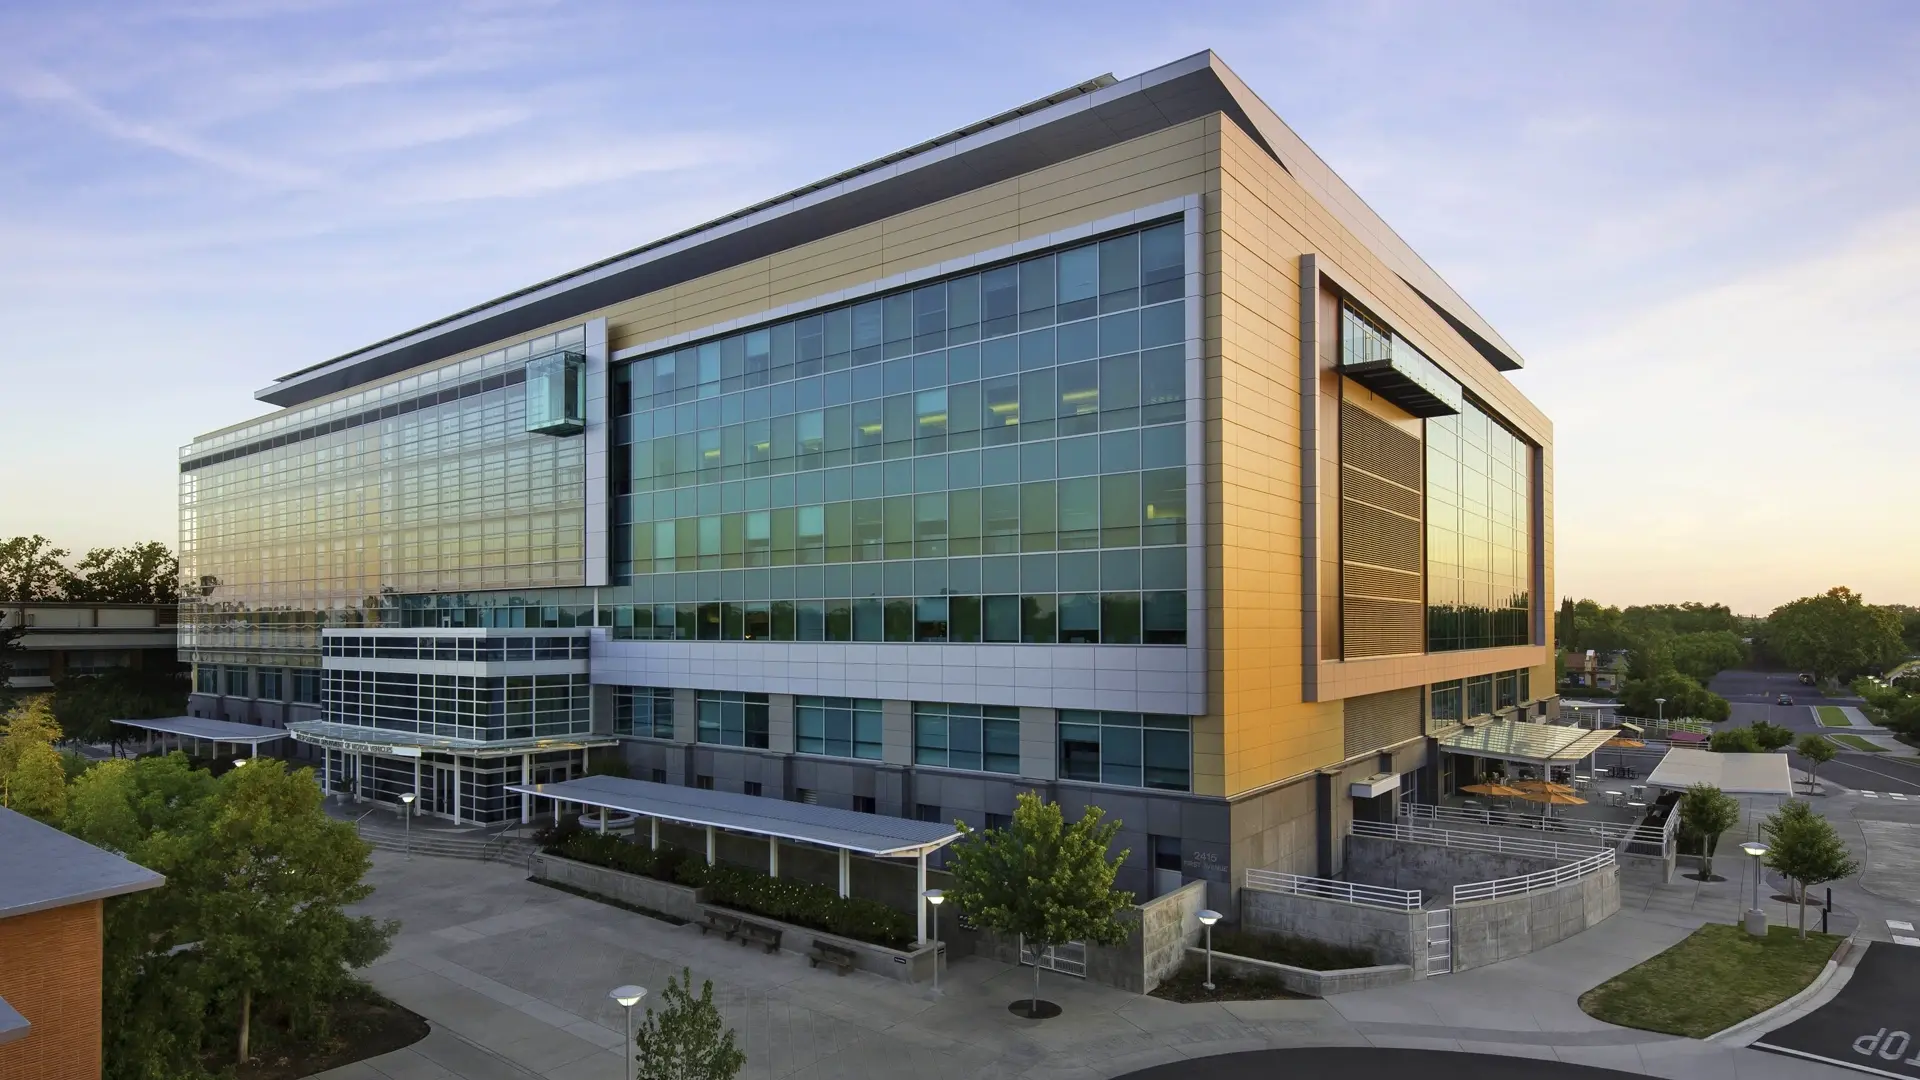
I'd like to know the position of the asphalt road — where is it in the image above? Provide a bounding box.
[1114,1047,1644,1080]
[1700,670,1920,795]
[1756,942,1920,1078]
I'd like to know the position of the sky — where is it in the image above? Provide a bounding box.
[0,0,1914,616]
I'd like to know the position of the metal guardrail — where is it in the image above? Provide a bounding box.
[1242,868,1422,911]
[1452,849,1615,904]
[1399,802,1666,849]
[1353,819,1607,861]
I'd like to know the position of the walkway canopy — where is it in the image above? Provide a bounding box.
[1436,718,1619,769]
[113,716,290,757]
[512,774,964,944]
[286,719,617,759]
[1645,749,1794,797]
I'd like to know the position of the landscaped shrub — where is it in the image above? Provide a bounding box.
[1210,928,1376,971]
[549,830,690,884]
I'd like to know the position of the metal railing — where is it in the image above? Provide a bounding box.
[1399,802,1666,850]
[1353,819,1608,861]
[1452,848,1615,904]
[1242,868,1422,911]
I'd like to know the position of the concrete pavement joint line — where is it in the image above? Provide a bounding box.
[1348,1021,1678,1047]
[1706,933,1858,1045]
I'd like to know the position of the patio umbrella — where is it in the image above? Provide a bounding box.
[1460,781,1527,798]
[1518,790,1588,807]
[1513,779,1576,795]
[1608,736,1647,748]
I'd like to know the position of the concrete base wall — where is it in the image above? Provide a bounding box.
[1191,947,1413,996]
[1342,834,1562,902]
[968,880,1208,995]
[1450,867,1620,972]
[1239,888,1425,978]
[531,853,704,921]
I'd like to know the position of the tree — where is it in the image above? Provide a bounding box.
[1621,670,1730,722]
[631,967,746,1080]
[1794,733,1837,794]
[1669,630,1748,683]
[946,791,1134,1016]
[66,543,181,605]
[1709,727,1760,753]
[52,668,189,750]
[1680,783,1742,880]
[1,696,66,818]
[1763,587,1906,684]
[0,614,22,687]
[1762,802,1860,938]
[0,535,75,603]
[1748,720,1795,752]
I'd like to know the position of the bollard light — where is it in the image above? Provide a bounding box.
[924,889,945,994]
[400,792,417,861]
[1197,909,1222,992]
[1740,841,1770,936]
[610,985,647,1080]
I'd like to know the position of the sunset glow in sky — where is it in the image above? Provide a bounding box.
[2,0,1914,614]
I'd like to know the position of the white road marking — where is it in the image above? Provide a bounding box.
[1896,794,1910,801]
[1865,792,1881,797]
[1894,936,1920,947]
[1888,920,1914,931]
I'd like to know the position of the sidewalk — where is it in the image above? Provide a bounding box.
[307,853,1857,1080]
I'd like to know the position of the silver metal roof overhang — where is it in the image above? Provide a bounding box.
[286,720,618,760]
[0,807,166,921]
[1437,719,1620,768]
[253,50,1522,411]
[112,716,291,745]
[1645,749,1795,797]
[511,774,963,858]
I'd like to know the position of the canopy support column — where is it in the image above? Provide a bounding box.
[650,816,659,850]
[452,756,462,826]
[916,849,929,945]
[769,835,779,878]
[413,758,421,809]
[599,806,608,834]
[520,753,531,824]
[706,826,716,866]
[838,848,850,898]
[250,742,258,758]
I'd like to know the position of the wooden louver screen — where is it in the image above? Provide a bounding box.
[1340,403,1423,659]
[1344,687,1425,759]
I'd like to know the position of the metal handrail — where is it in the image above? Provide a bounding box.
[1399,801,1665,847]
[352,808,377,836]
[1353,819,1607,860]
[1243,868,1422,911]
[1453,849,1614,904]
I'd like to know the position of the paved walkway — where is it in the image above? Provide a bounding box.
[310,852,1863,1080]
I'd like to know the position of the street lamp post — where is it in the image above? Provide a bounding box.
[610,984,646,1080]
[1197,909,1222,992]
[923,889,944,994]
[399,792,416,860]
[1740,842,1770,937]
[1655,697,1666,724]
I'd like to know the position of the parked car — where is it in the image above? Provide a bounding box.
[1777,694,1795,706]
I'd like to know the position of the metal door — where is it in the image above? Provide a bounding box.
[1426,908,1452,976]
[1019,937,1088,979]
[432,766,455,817]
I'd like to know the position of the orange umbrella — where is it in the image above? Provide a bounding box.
[1461,781,1527,798]
[1513,779,1576,795]
[1609,736,1647,748]
[1519,790,1588,806]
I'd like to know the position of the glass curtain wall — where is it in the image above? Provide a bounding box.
[1427,398,1532,651]
[607,221,1190,647]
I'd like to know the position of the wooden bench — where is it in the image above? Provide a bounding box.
[735,918,783,954]
[699,911,742,939]
[808,940,858,975]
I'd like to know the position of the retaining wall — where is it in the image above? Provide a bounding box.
[1191,947,1413,996]
[1342,834,1564,902]
[531,853,704,921]
[1449,866,1620,972]
[971,880,1209,994]
[1239,887,1426,979]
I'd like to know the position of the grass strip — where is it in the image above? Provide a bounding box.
[1579,923,1841,1038]
[1815,706,1852,728]
[1826,733,1887,752]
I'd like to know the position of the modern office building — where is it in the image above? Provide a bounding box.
[180,51,1554,902]
[1,602,182,689]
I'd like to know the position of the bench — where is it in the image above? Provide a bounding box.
[735,918,783,954]
[700,911,742,939]
[808,940,858,975]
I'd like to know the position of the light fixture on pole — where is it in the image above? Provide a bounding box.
[1739,841,1769,937]
[399,792,416,860]
[610,984,646,1080]
[1197,909,1222,992]
[232,758,248,769]
[1655,697,1666,723]
[923,889,944,994]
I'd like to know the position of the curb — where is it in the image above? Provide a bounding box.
[1705,932,1858,1045]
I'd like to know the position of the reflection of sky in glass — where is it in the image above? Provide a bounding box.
[1427,399,1531,651]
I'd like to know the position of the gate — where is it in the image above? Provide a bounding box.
[1426,908,1452,976]
[1018,937,1087,979]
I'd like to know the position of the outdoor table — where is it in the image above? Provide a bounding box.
[1627,800,1647,814]
[1630,784,1648,801]
[1604,789,1625,806]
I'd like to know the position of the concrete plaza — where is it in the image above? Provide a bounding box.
[306,832,1904,1080]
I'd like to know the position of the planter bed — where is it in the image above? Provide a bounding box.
[1191,947,1413,997]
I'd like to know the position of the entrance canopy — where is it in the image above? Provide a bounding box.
[1437,718,1619,768]
[512,774,962,858]
[286,719,617,760]
[1645,748,1795,797]
[113,716,290,747]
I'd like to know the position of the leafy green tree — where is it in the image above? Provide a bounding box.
[1762,802,1860,938]
[1793,733,1837,794]
[0,534,75,603]
[1680,783,1742,880]
[1620,670,1729,722]
[1669,630,1748,682]
[65,543,181,605]
[1748,720,1795,752]
[1709,727,1760,753]
[52,668,188,750]
[2,696,66,819]
[632,967,746,1080]
[1763,587,1906,683]
[947,791,1134,1016]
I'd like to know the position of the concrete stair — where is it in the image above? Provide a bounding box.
[340,808,540,867]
